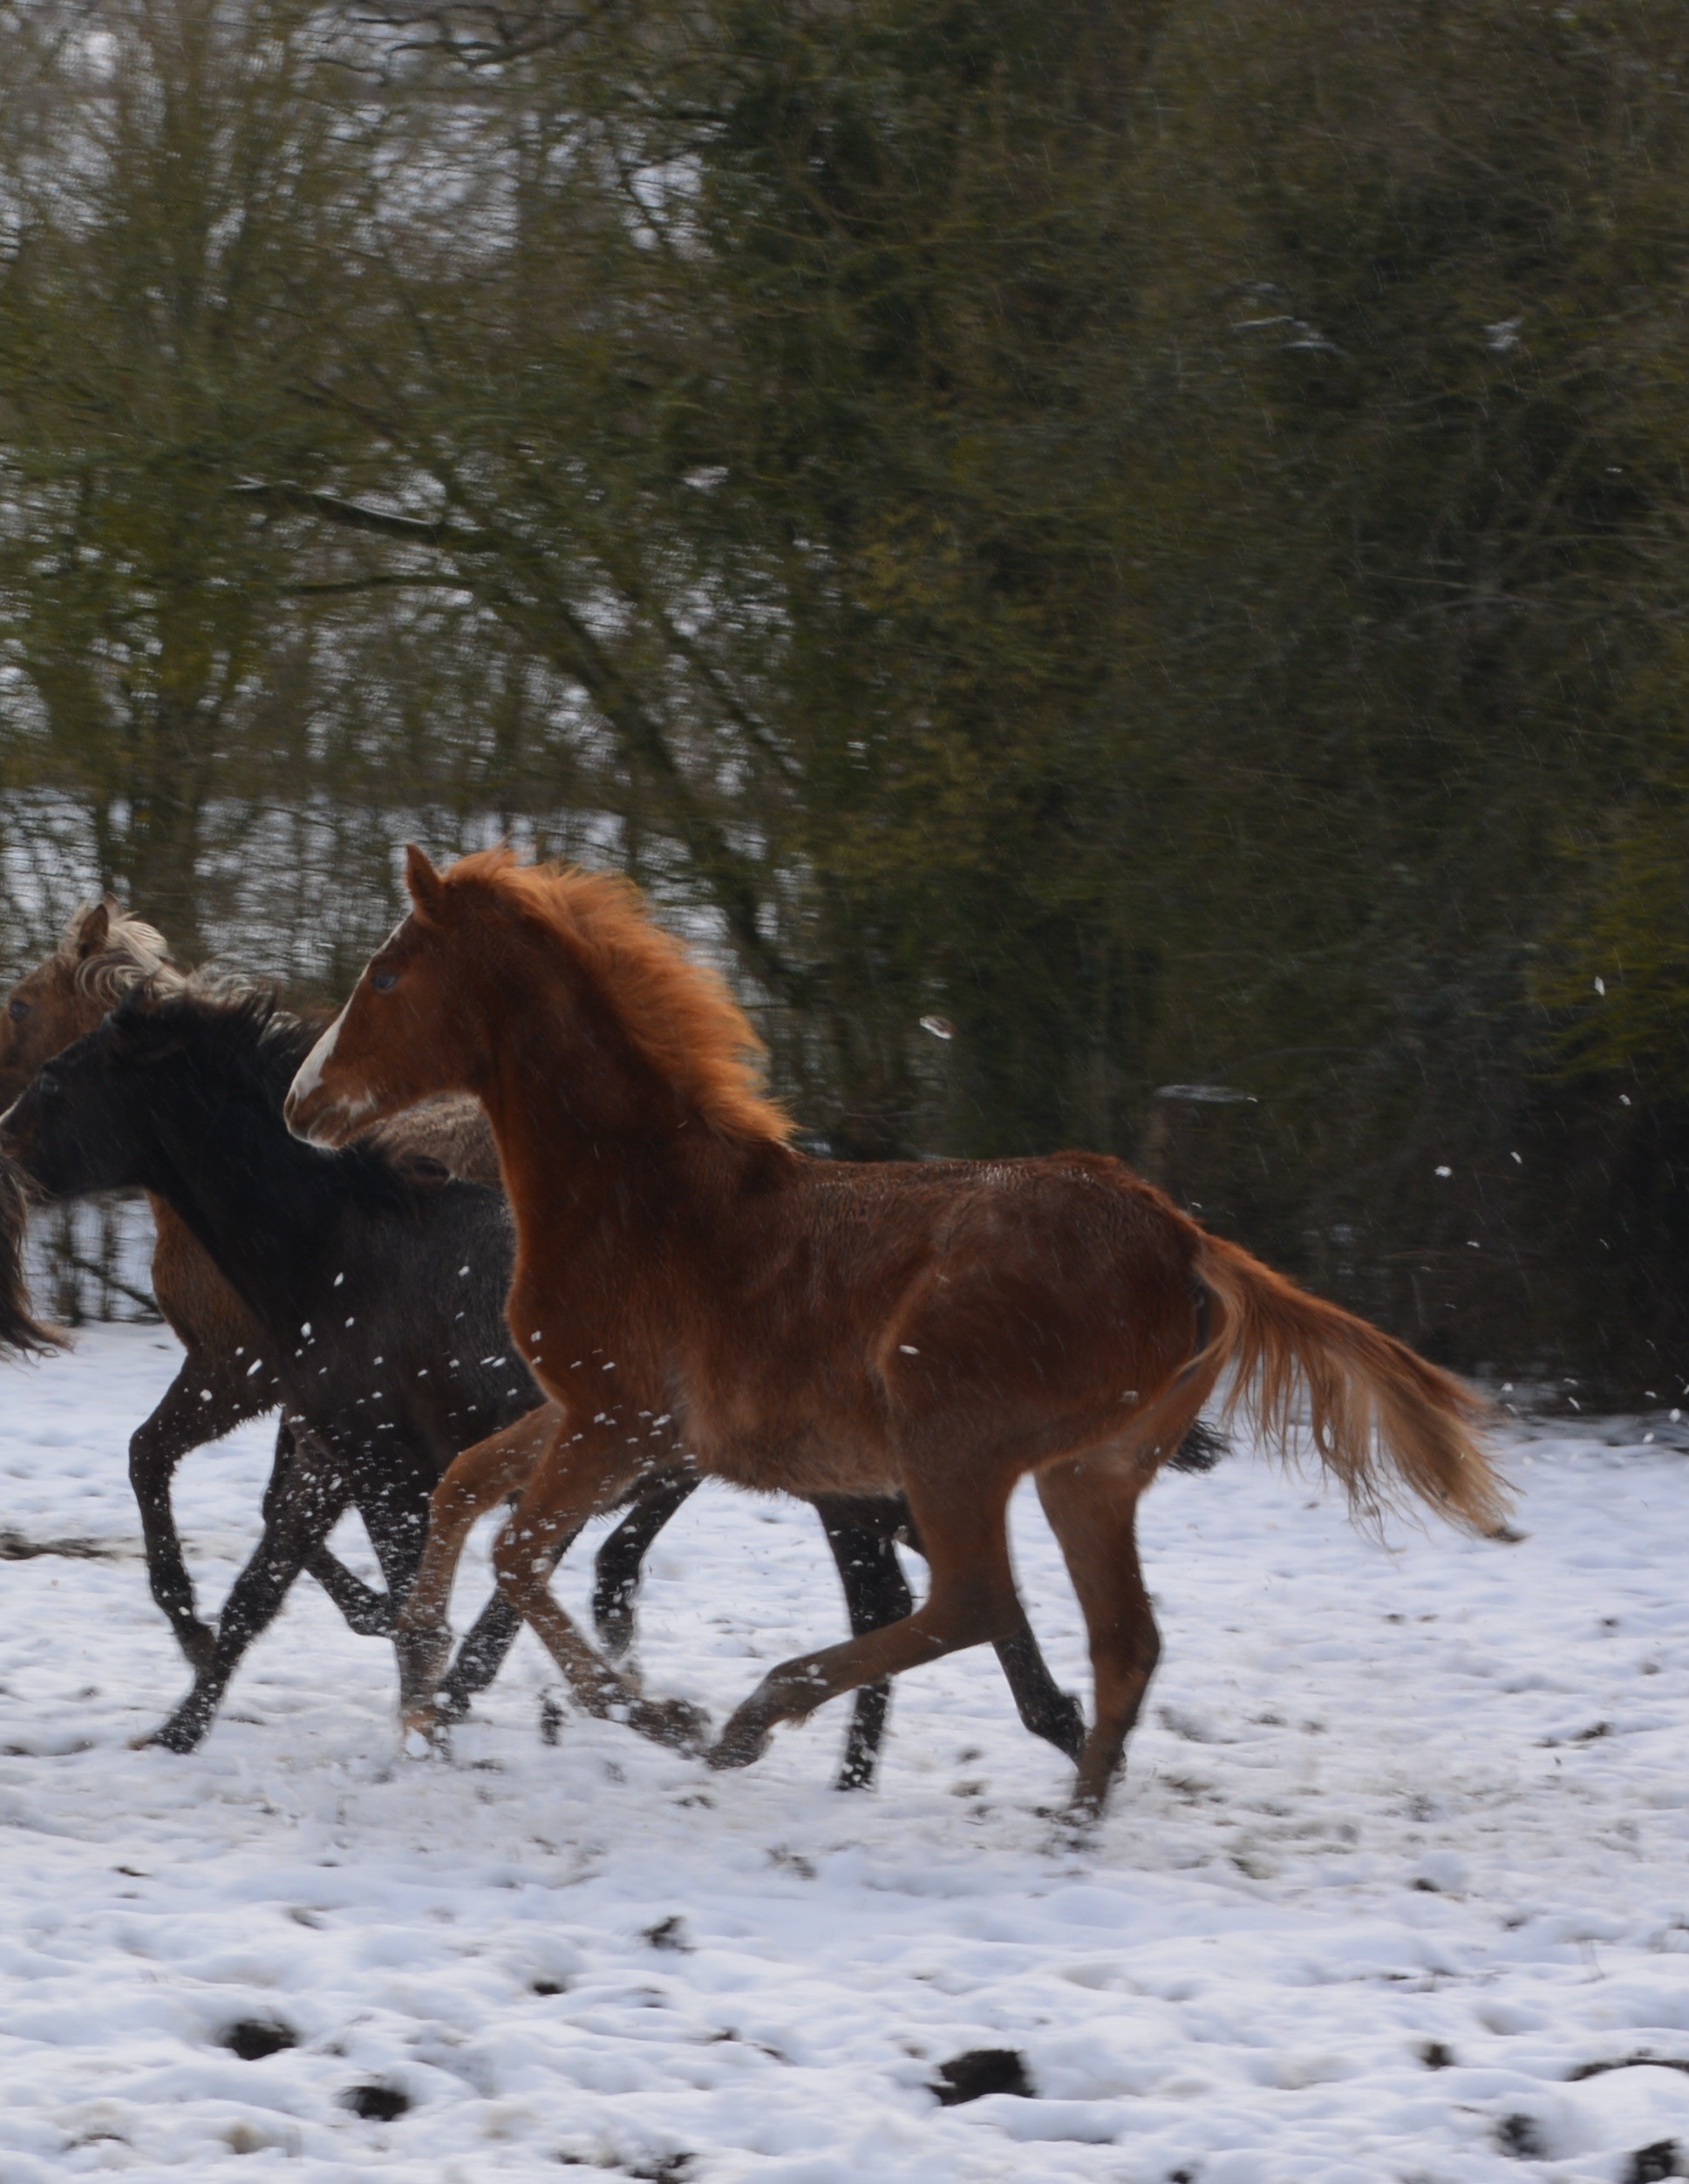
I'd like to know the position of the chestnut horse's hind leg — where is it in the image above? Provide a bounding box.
[873,1500,1086,1765]
[710,1469,1026,1773]
[1034,1456,1161,1820]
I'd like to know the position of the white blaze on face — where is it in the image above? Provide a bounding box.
[289,1004,344,1110]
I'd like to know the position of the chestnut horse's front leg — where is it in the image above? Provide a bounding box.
[491,1429,710,1753]
[396,1404,562,1741]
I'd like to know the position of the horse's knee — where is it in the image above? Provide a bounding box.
[491,1521,554,1604]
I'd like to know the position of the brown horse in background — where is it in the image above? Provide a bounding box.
[0,1153,61,1360]
[0,900,494,1664]
[287,846,1506,1817]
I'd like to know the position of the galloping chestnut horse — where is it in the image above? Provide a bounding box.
[287,847,1506,1817]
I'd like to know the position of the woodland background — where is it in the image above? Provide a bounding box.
[2,0,1688,1389]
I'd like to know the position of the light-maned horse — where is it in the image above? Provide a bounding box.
[0,900,489,1662]
[287,846,1507,1818]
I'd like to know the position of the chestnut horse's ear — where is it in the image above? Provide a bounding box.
[404,844,446,920]
[72,898,112,959]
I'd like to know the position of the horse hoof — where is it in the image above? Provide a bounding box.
[630,1695,710,1752]
[705,1724,767,1772]
[132,1711,206,1754]
[398,1708,447,1758]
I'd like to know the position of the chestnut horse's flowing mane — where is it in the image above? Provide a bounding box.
[444,849,793,1145]
[54,898,189,1009]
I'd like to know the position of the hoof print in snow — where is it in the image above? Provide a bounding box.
[931,2047,1034,2106]
[627,2160,694,2183]
[538,1691,564,1745]
[530,1976,565,1997]
[1419,2041,1454,2070]
[643,1915,691,1952]
[1625,2144,1682,2184]
[341,2082,409,2121]
[221,2017,297,2062]
[1495,2113,1545,2160]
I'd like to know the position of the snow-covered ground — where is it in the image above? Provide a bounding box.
[0,1329,1687,2181]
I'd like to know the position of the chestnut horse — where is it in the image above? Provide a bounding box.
[287,847,1505,1817]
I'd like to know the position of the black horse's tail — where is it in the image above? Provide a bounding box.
[0,1157,63,1357]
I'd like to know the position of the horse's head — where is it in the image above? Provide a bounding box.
[0,1008,150,1201]
[285,846,483,1149]
[0,901,115,1108]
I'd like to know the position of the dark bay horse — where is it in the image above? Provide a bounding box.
[285,847,1506,1818]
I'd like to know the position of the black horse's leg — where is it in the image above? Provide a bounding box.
[812,1495,915,1792]
[990,1627,1086,1761]
[590,1472,702,1658]
[136,1432,353,1753]
[895,1499,1086,1761]
[129,1351,274,1673]
[273,1419,393,1637]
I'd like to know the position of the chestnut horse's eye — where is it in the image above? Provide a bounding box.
[369,968,398,994]
[7,998,28,1021]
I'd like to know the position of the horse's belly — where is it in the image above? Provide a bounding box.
[698,1419,895,1499]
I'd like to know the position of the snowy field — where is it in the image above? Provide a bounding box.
[0,1331,1687,2181]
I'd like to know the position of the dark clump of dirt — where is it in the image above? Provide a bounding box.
[627,2159,694,2183]
[221,2018,296,2062]
[1419,2041,1455,2070]
[1496,2113,1545,2160]
[530,1976,564,1997]
[1625,2143,1682,2184]
[341,2083,409,2121]
[931,2047,1034,2106]
[0,1529,112,1561]
[1570,2055,1689,2082]
[642,1915,691,1952]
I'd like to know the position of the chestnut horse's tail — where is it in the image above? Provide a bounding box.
[1166,1231,1505,1534]
[0,1157,61,1358]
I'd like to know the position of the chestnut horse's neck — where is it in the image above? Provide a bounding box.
[460,933,792,1258]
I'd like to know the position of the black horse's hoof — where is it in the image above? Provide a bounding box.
[132,1705,209,1754]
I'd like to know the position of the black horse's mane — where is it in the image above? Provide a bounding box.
[104,983,447,1214]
